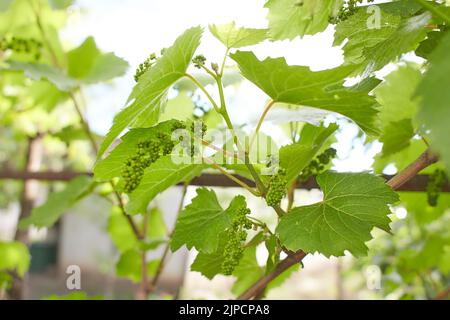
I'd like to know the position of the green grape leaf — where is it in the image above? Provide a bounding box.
[374,64,421,156]
[0,241,30,277]
[159,92,194,122]
[277,171,399,257]
[48,0,73,10]
[67,37,128,83]
[377,0,422,17]
[373,139,431,174]
[400,192,450,225]
[379,119,415,156]
[27,80,68,112]
[190,238,226,280]
[362,12,431,74]
[416,30,446,59]
[209,21,267,49]
[191,233,265,282]
[84,53,129,84]
[231,246,264,296]
[108,206,139,253]
[126,157,205,215]
[334,6,429,73]
[415,31,450,171]
[147,207,167,239]
[265,0,342,40]
[401,235,450,273]
[265,234,279,272]
[129,92,168,128]
[171,190,246,253]
[19,176,93,229]
[53,125,91,143]
[116,249,158,283]
[98,26,203,158]
[8,61,77,91]
[280,123,337,184]
[230,51,379,135]
[333,7,401,65]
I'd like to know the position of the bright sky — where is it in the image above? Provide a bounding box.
[63,0,382,172]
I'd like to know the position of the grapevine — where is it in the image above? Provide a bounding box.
[1,0,448,303]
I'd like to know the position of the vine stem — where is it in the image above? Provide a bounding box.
[201,139,240,160]
[413,0,450,24]
[216,96,266,195]
[237,251,307,300]
[203,157,260,196]
[238,148,439,300]
[184,73,220,112]
[188,64,267,196]
[219,48,229,77]
[249,100,275,149]
[149,181,190,290]
[137,210,151,300]
[386,149,438,189]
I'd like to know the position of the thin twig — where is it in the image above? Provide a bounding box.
[387,149,438,190]
[203,157,260,196]
[149,182,190,290]
[69,92,99,153]
[249,100,275,149]
[237,251,307,300]
[137,210,151,300]
[184,73,220,112]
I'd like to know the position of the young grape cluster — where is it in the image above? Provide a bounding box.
[222,206,253,275]
[134,52,157,82]
[266,168,287,207]
[178,120,207,157]
[0,37,42,60]
[426,169,447,207]
[122,121,185,193]
[190,120,207,138]
[329,0,375,24]
[192,54,206,69]
[299,148,337,181]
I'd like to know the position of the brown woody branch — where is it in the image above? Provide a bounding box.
[237,251,307,300]
[238,148,439,300]
[0,170,447,192]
